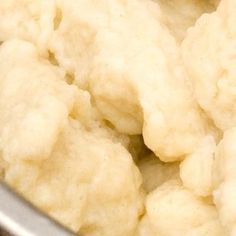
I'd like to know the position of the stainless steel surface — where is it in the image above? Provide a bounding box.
[0,182,75,236]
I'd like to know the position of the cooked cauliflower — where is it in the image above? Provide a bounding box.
[50,0,209,162]
[0,39,76,162]
[138,180,225,236]
[180,135,216,196]
[0,39,143,236]
[0,0,235,235]
[182,0,236,132]
[5,119,144,236]
[213,128,236,234]
[0,0,56,55]
[155,0,216,43]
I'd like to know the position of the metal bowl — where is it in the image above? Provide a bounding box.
[0,182,75,236]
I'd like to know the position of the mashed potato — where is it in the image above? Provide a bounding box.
[0,0,234,236]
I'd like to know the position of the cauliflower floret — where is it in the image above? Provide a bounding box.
[213,128,236,233]
[50,0,208,161]
[138,153,179,193]
[0,1,232,235]
[5,120,144,236]
[0,0,56,54]
[180,135,216,196]
[137,180,225,236]
[155,0,216,43]
[0,39,76,162]
[0,39,144,235]
[182,0,236,132]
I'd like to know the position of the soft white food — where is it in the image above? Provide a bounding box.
[180,135,216,196]
[0,39,143,236]
[213,128,236,234]
[182,0,236,132]
[50,0,209,162]
[0,0,234,235]
[138,180,225,236]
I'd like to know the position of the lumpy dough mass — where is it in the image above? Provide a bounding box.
[2,0,236,236]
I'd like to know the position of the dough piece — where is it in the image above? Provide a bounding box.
[50,0,208,161]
